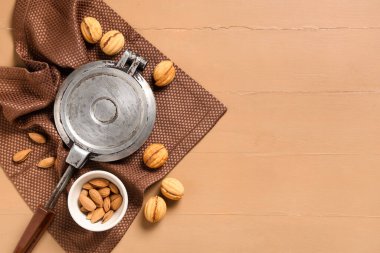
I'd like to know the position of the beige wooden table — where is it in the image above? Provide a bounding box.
[2,0,380,252]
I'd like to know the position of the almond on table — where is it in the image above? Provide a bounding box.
[28,132,47,144]
[37,157,55,169]
[12,149,32,163]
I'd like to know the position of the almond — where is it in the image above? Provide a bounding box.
[28,132,46,144]
[80,189,88,196]
[12,149,32,163]
[110,194,120,201]
[102,210,114,223]
[89,189,103,207]
[91,208,105,223]
[103,197,111,212]
[80,206,88,213]
[82,183,93,190]
[109,183,119,194]
[86,211,94,220]
[89,178,109,188]
[111,195,122,211]
[98,187,110,198]
[37,157,55,169]
[79,194,96,212]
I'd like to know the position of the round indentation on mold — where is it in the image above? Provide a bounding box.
[90,97,118,124]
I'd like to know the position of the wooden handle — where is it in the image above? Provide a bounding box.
[14,206,54,253]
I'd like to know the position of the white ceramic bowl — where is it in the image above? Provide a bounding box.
[68,170,128,232]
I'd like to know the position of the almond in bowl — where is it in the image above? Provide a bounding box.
[68,171,128,232]
[78,178,123,224]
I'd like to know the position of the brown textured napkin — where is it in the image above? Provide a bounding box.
[0,0,226,252]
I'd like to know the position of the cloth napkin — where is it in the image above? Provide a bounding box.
[0,0,226,252]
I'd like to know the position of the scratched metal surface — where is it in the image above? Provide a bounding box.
[54,57,156,162]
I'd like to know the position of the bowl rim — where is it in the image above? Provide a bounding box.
[67,170,128,232]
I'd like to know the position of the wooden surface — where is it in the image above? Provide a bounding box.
[2,0,380,252]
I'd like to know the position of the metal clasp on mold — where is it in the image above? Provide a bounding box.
[116,50,147,76]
